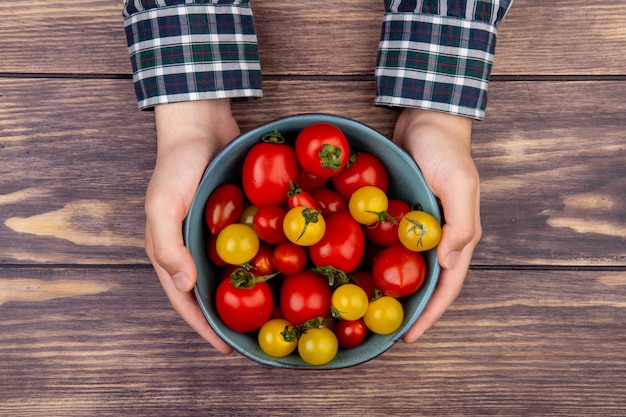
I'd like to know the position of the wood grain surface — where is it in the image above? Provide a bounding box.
[1,267,624,416]
[1,1,625,416]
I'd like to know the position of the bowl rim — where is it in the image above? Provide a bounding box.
[184,113,441,369]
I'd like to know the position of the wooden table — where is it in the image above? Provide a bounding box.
[1,1,625,415]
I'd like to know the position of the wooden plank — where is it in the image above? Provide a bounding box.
[0,78,151,264]
[1,267,624,415]
[495,1,626,75]
[1,1,625,76]
[1,78,625,266]
[474,80,626,266]
[0,1,131,75]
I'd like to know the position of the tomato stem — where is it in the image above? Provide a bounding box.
[365,210,397,225]
[296,207,321,242]
[318,144,344,171]
[309,265,349,287]
[287,180,302,199]
[261,130,286,144]
[405,218,427,248]
[229,267,278,288]
[281,317,327,342]
[280,325,299,343]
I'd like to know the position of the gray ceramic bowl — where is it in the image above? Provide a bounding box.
[184,114,441,369]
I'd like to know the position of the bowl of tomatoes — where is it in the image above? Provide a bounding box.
[184,113,442,369]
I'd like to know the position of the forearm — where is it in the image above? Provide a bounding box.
[376,0,515,120]
[123,0,262,110]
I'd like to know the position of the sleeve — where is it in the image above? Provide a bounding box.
[375,0,515,120]
[123,0,262,110]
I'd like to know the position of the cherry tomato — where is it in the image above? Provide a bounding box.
[363,199,411,247]
[398,210,442,252]
[258,319,298,358]
[248,242,276,276]
[309,210,364,273]
[215,223,259,265]
[331,283,369,321]
[363,296,404,335]
[204,183,245,234]
[331,152,389,200]
[348,186,390,225]
[216,277,273,333]
[296,169,329,191]
[242,132,299,207]
[309,188,347,217]
[280,271,332,326]
[272,242,307,275]
[287,181,321,210]
[283,206,326,246]
[253,205,287,245]
[298,327,338,366]
[372,243,426,298]
[295,122,350,178]
[333,319,367,349]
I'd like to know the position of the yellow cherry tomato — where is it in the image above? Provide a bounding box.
[215,223,259,265]
[258,319,298,358]
[348,186,390,225]
[297,327,338,366]
[363,296,404,335]
[331,283,369,321]
[283,206,326,246]
[397,210,442,252]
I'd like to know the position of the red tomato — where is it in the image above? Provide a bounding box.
[248,243,276,276]
[331,152,389,200]
[296,169,329,191]
[287,181,321,210]
[216,278,274,333]
[272,242,307,275]
[309,210,364,274]
[242,136,298,207]
[334,319,367,349]
[295,123,350,178]
[372,244,426,298]
[253,205,287,245]
[362,199,411,247]
[204,183,244,234]
[280,271,332,326]
[350,270,377,300]
[309,188,347,217]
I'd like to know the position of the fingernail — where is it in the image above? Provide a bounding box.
[442,251,461,269]
[172,272,192,292]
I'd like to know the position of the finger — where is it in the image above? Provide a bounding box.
[147,225,233,354]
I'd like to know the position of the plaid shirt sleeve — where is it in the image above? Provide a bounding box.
[123,0,262,110]
[375,0,515,120]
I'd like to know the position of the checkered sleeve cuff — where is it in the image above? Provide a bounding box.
[375,13,499,120]
[123,1,262,110]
